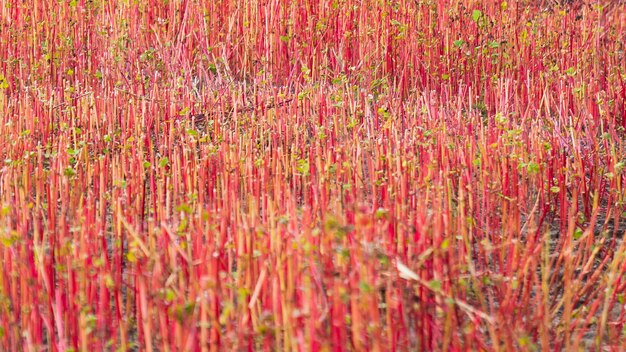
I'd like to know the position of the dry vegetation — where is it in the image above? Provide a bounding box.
[0,0,625,351]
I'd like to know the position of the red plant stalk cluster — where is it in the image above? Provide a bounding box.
[0,0,625,351]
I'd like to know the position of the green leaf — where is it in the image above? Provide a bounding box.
[296,159,309,176]
[64,167,76,177]
[0,74,8,90]
[573,228,584,240]
[178,107,190,116]
[165,289,175,302]
[428,279,442,291]
[453,39,465,48]
[0,233,19,247]
[472,10,482,23]
[526,161,539,175]
[175,204,192,215]
[359,281,373,293]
